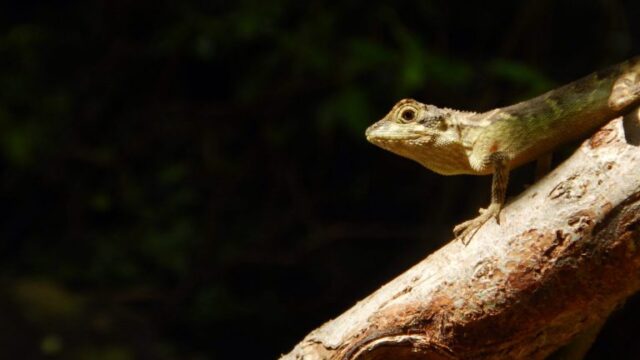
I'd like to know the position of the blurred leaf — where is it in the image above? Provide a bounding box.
[1,24,47,72]
[159,163,188,184]
[91,192,112,212]
[194,35,215,60]
[192,285,248,323]
[230,1,284,40]
[344,38,394,75]
[394,29,472,94]
[423,54,473,88]
[13,280,84,323]
[42,91,72,116]
[318,87,371,136]
[140,218,194,275]
[40,334,64,355]
[488,59,555,97]
[395,28,427,93]
[0,124,40,173]
[2,125,37,165]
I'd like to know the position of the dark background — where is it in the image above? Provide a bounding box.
[1,1,640,359]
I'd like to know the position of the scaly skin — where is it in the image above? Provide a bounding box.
[366,56,640,244]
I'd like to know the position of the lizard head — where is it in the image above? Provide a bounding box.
[365,98,471,175]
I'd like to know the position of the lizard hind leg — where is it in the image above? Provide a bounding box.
[534,153,553,181]
[609,71,640,111]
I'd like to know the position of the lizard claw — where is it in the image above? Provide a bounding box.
[453,203,501,245]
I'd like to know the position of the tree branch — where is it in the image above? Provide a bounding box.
[281,109,640,360]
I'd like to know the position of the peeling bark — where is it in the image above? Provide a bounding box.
[281,110,640,360]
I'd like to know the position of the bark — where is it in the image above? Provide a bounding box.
[281,110,640,360]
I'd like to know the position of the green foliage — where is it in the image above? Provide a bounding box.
[13,280,84,322]
[40,334,64,356]
[488,59,556,98]
[319,87,372,135]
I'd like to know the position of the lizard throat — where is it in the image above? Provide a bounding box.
[367,136,473,175]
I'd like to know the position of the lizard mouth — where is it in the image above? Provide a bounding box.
[366,136,431,154]
[366,134,422,142]
[365,124,423,142]
[365,118,434,142]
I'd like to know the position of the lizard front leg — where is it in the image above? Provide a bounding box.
[453,152,510,244]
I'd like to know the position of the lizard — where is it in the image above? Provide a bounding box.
[366,56,640,244]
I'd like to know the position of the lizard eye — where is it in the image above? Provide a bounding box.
[400,109,416,122]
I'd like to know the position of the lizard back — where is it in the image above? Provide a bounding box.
[470,56,640,169]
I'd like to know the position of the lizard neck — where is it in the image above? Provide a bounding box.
[394,137,473,175]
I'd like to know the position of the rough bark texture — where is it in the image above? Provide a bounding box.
[281,110,640,360]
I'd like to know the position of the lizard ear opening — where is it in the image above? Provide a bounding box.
[419,114,449,131]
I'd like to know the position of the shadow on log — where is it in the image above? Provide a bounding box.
[281,109,640,360]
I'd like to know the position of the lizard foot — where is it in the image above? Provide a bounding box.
[453,203,501,245]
